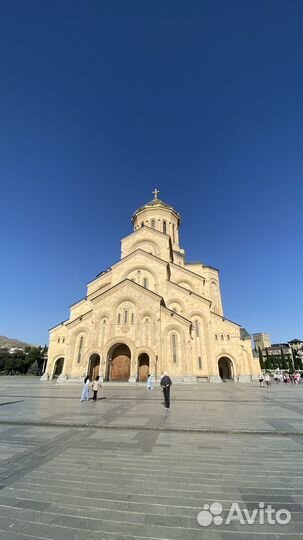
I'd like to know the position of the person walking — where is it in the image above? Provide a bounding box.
[147,373,153,390]
[80,375,90,402]
[160,371,172,409]
[92,375,101,401]
[264,373,271,389]
[259,373,264,387]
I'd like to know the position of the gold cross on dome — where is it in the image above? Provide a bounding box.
[153,188,160,200]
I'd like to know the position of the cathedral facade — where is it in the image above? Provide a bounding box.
[43,191,260,383]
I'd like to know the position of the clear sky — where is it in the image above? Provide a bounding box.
[0,0,301,346]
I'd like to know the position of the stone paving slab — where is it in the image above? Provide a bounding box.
[0,377,302,539]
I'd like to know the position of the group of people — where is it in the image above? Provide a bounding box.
[259,373,271,387]
[274,372,301,384]
[80,371,173,409]
[80,375,102,402]
[259,372,302,387]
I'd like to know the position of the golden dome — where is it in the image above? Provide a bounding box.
[132,190,180,223]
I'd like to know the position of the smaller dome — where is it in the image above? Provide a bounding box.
[132,190,180,223]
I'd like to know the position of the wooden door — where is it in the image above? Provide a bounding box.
[139,362,149,382]
[111,355,130,380]
[92,362,100,380]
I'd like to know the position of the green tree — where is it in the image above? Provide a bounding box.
[26,346,47,375]
[28,360,39,375]
[258,347,264,370]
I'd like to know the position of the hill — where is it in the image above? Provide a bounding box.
[0,335,34,350]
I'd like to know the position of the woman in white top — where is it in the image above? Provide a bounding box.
[92,376,101,401]
[80,376,90,402]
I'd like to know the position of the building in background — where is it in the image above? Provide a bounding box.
[253,333,271,351]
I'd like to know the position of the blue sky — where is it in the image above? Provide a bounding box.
[0,0,301,345]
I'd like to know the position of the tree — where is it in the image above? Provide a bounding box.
[25,346,47,375]
[28,360,39,375]
[0,348,10,372]
[264,349,272,370]
[258,347,264,370]
[281,349,289,370]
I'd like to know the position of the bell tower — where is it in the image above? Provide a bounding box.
[132,189,182,252]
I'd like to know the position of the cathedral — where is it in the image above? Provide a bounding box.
[43,191,260,383]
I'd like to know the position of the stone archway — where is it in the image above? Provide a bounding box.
[107,344,131,381]
[138,353,149,382]
[53,357,64,379]
[218,357,234,380]
[88,353,100,380]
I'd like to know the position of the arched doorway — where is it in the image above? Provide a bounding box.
[218,357,234,380]
[107,344,131,381]
[53,357,64,379]
[138,353,149,382]
[88,353,100,380]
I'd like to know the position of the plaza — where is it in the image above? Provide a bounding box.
[0,377,302,539]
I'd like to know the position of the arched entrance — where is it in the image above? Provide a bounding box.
[138,353,149,382]
[88,353,100,380]
[53,357,64,379]
[218,357,234,380]
[107,344,131,381]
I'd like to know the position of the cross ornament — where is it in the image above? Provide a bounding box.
[153,188,160,200]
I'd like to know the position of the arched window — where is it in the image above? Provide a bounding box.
[198,356,202,369]
[131,313,135,324]
[77,336,84,364]
[117,313,121,324]
[143,277,148,289]
[195,320,200,337]
[163,221,167,234]
[151,219,156,229]
[141,222,144,227]
[172,224,175,242]
[171,334,177,363]
[123,309,128,324]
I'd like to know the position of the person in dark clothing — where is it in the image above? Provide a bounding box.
[160,372,172,409]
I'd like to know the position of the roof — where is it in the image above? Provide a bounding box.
[132,198,181,222]
[240,327,251,340]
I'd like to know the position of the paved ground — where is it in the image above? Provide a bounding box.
[0,377,302,539]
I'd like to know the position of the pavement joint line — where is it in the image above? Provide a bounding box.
[0,418,302,436]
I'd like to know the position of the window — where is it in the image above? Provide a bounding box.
[221,335,224,341]
[215,334,218,340]
[163,221,167,234]
[195,320,200,337]
[77,336,84,363]
[172,224,175,242]
[198,356,202,369]
[227,334,230,341]
[131,313,134,324]
[141,222,144,227]
[117,313,121,324]
[171,334,177,363]
[62,338,65,343]
[57,338,60,343]
[103,319,106,324]
[123,309,128,324]
[151,219,156,229]
[143,277,148,289]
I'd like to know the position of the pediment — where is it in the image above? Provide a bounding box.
[90,278,164,306]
